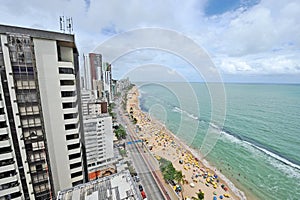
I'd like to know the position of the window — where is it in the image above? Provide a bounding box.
[0,147,11,153]
[62,103,74,109]
[64,113,77,119]
[67,143,80,150]
[72,180,83,187]
[66,134,79,140]
[60,80,75,86]
[69,153,81,160]
[0,121,6,128]
[65,124,77,130]
[17,93,37,103]
[0,158,14,167]
[36,164,43,171]
[61,91,75,97]
[59,68,74,74]
[70,162,81,169]
[71,171,82,178]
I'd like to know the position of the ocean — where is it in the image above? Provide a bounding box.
[137,82,300,200]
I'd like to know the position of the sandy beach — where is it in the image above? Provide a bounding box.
[126,86,246,200]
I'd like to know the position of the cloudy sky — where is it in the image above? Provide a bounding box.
[1,0,300,83]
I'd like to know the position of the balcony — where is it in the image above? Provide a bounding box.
[0,174,18,185]
[70,165,82,174]
[65,128,78,136]
[59,73,75,80]
[63,105,78,114]
[0,114,6,122]
[0,152,13,160]
[0,140,10,147]
[66,138,80,146]
[60,85,76,92]
[64,116,79,125]
[58,61,73,68]
[0,127,8,135]
[11,196,22,200]
[67,148,81,155]
[61,96,77,104]
[71,174,83,183]
[0,185,20,197]
[0,164,15,173]
[69,157,81,165]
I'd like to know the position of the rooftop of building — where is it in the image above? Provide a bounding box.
[0,24,76,48]
[57,170,141,200]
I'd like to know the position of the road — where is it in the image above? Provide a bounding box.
[114,98,166,200]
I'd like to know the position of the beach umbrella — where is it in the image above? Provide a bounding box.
[213,196,217,200]
[213,191,217,195]
[190,183,195,188]
[219,195,223,199]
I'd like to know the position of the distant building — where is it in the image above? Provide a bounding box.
[116,78,131,94]
[57,170,142,200]
[0,24,86,199]
[80,89,115,181]
[83,114,115,181]
[103,62,112,103]
[82,53,102,91]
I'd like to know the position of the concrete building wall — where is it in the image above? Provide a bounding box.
[34,39,84,193]
[0,24,86,199]
[103,117,114,159]
[83,114,114,179]
[34,39,69,193]
[0,69,23,200]
[0,34,34,199]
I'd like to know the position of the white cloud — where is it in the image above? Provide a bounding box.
[216,50,300,75]
[0,0,299,81]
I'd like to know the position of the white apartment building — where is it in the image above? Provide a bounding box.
[83,114,114,180]
[0,24,86,199]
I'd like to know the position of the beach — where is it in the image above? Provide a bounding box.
[126,86,246,200]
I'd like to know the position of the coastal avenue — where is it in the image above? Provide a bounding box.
[115,97,167,200]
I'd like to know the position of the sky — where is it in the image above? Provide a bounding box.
[0,0,300,83]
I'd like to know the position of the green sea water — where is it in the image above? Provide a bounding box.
[138,83,300,200]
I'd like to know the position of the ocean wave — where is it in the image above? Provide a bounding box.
[172,106,199,120]
[189,118,300,172]
[219,129,300,171]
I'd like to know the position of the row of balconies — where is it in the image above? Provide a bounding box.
[0,163,16,174]
[0,185,21,200]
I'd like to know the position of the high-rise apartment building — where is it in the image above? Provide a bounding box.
[83,113,114,181]
[0,24,86,199]
[80,89,114,181]
[82,53,102,91]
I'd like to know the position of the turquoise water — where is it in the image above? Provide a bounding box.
[138,83,300,200]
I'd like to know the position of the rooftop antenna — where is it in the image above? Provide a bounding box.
[59,16,65,33]
[66,17,73,34]
[59,16,73,34]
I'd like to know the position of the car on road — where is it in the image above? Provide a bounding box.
[134,176,140,182]
[141,190,146,199]
[138,184,143,191]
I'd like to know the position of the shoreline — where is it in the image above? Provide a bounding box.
[126,86,247,200]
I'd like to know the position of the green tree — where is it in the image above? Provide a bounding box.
[159,158,177,182]
[115,125,126,139]
[174,170,183,184]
